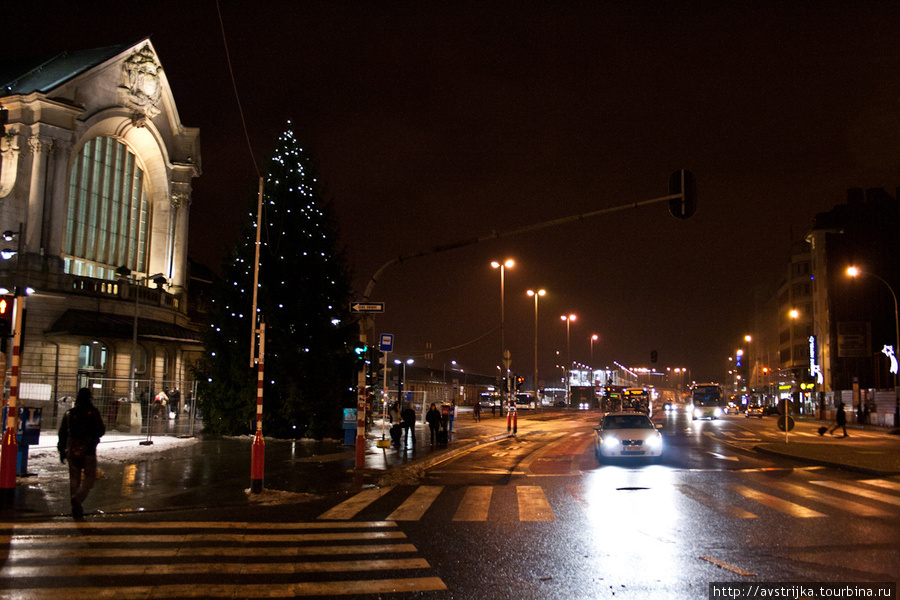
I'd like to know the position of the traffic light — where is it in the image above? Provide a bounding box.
[0,295,13,336]
[516,376,525,391]
[352,341,367,370]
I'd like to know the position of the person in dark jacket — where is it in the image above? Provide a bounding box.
[828,401,848,437]
[425,403,441,445]
[400,402,416,448]
[58,387,106,518]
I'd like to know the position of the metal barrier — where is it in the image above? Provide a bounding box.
[10,374,200,437]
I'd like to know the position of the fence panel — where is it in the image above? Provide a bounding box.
[10,373,199,437]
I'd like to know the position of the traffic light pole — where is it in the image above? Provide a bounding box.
[358,172,693,302]
[356,316,373,468]
[0,294,23,506]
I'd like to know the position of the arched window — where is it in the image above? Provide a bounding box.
[64,136,150,280]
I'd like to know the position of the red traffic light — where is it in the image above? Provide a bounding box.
[0,295,12,336]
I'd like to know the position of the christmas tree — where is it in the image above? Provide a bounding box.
[195,123,356,438]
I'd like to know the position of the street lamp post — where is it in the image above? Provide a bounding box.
[847,266,900,426]
[115,267,167,445]
[560,314,576,406]
[527,289,546,410]
[491,259,514,411]
[590,334,599,383]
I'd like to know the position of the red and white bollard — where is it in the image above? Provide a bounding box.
[250,322,265,494]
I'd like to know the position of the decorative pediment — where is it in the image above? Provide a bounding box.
[117,43,162,121]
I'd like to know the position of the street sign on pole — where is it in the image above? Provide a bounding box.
[352,302,385,313]
[379,334,394,352]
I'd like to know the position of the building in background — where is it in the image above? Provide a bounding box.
[0,39,202,426]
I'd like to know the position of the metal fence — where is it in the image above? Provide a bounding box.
[12,373,200,437]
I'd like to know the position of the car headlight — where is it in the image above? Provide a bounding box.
[645,435,662,449]
[714,408,722,417]
[602,436,619,448]
[693,408,702,419]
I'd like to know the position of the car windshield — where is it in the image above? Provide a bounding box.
[602,415,654,430]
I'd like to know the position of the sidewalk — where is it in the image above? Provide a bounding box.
[359,411,529,483]
[752,417,900,476]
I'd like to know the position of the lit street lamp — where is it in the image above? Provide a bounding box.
[527,289,546,409]
[491,259,514,409]
[560,314,576,406]
[590,334,599,383]
[847,266,900,426]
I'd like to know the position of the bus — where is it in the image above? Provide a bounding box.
[691,383,725,420]
[623,387,651,414]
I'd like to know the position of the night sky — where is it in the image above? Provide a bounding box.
[6,1,900,384]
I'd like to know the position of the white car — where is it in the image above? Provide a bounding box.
[593,412,663,460]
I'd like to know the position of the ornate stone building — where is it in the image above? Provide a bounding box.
[0,38,201,424]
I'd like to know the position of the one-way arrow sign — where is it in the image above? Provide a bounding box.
[351,302,385,313]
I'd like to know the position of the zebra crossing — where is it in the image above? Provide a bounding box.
[704,427,886,442]
[317,477,900,523]
[0,520,446,599]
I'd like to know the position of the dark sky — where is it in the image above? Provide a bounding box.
[6,1,900,384]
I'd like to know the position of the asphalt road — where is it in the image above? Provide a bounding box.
[1,410,898,599]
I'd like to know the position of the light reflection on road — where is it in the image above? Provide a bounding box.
[584,466,681,581]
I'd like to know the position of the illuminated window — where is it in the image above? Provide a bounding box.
[64,137,150,279]
[79,341,108,371]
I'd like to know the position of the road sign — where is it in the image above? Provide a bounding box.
[351,302,385,313]
[379,334,394,352]
[777,415,795,432]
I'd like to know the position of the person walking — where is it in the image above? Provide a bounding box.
[58,387,106,518]
[400,402,417,449]
[827,401,848,437]
[426,403,441,445]
[473,400,481,422]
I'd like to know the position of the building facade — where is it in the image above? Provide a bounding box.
[0,39,202,427]
[747,188,900,425]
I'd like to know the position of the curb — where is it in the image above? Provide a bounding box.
[752,444,900,477]
[372,431,513,486]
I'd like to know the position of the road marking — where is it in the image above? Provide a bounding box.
[387,485,443,521]
[761,481,891,517]
[5,543,418,559]
[453,486,493,521]
[677,484,757,519]
[0,578,449,599]
[730,484,827,517]
[517,485,555,521]
[0,521,446,599]
[2,558,432,577]
[699,555,757,576]
[318,487,394,520]
[861,479,900,493]
[706,451,739,461]
[810,480,900,506]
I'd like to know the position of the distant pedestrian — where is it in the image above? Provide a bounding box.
[473,400,481,422]
[58,387,106,518]
[426,403,441,445]
[828,401,848,437]
[154,388,169,419]
[400,402,416,448]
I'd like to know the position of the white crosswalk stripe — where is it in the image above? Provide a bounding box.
[0,521,446,599]
[314,477,900,523]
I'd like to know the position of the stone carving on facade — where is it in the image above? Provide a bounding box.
[0,128,20,199]
[170,181,192,209]
[118,44,162,123]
